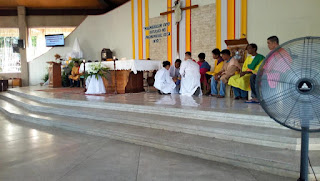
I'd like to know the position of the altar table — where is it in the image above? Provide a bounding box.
[80,59,162,94]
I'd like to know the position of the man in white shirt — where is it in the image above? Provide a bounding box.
[179,52,201,96]
[154,61,177,94]
[169,59,181,93]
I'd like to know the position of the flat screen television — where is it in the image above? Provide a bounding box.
[45,34,65,47]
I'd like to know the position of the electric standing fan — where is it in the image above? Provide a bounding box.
[256,36,320,181]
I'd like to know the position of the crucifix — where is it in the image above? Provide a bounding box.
[160,0,198,56]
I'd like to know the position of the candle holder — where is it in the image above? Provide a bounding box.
[82,59,86,92]
[113,57,118,94]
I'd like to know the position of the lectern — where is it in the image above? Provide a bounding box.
[47,62,61,88]
[225,38,249,63]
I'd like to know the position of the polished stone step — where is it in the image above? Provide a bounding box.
[6,89,284,129]
[0,99,319,180]
[7,89,287,129]
[2,92,319,151]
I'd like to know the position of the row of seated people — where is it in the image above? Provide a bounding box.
[208,44,263,102]
[154,36,282,104]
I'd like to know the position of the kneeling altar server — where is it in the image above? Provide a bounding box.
[154,61,177,94]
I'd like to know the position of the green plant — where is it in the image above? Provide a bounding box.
[71,58,80,64]
[67,58,81,70]
[84,63,109,80]
[61,71,69,87]
[43,73,49,82]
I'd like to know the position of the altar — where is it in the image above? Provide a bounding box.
[79,59,162,94]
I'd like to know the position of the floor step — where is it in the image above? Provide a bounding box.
[6,89,285,129]
[0,98,320,179]
[2,92,320,151]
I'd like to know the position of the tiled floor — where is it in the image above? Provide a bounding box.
[11,86,266,116]
[0,113,292,181]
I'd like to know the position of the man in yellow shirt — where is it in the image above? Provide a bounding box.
[208,48,225,96]
[228,43,265,100]
[69,61,81,87]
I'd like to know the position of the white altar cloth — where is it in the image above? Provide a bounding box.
[80,59,162,74]
[85,75,106,94]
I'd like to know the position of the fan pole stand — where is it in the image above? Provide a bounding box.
[299,127,309,181]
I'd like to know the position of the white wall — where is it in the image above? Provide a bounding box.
[0,15,85,28]
[149,0,167,18]
[247,0,320,56]
[29,2,132,85]
[148,0,214,19]
[0,17,18,28]
[27,16,86,27]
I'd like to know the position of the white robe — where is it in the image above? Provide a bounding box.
[154,68,176,94]
[85,75,106,94]
[179,59,201,96]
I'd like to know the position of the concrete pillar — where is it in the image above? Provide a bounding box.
[17,6,29,86]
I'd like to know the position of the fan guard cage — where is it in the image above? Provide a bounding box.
[257,36,320,132]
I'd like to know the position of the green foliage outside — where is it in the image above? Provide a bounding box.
[31,36,37,47]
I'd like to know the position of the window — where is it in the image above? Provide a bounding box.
[0,28,20,73]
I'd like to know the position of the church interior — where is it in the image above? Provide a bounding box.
[0,0,320,180]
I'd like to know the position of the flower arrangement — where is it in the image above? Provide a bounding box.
[85,63,109,80]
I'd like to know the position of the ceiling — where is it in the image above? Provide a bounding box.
[0,0,129,16]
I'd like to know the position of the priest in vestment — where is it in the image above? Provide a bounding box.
[179,52,201,96]
[154,61,177,94]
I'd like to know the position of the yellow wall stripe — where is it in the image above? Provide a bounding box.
[185,0,191,52]
[241,0,247,38]
[216,0,221,50]
[138,0,143,59]
[227,0,235,39]
[167,0,172,62]
[131,0,135,59]
[145,0,149,59]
